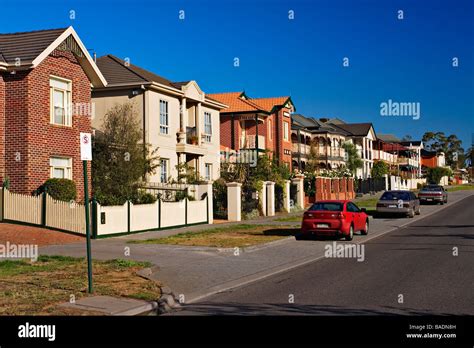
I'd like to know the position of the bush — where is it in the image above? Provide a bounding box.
[131,190,157,205]
[175,190,195,202]
[426,167,451,184]
[40,179,77,202]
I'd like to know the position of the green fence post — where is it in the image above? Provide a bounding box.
[41,187,47,227]
[185,198,188,226]
[158,199,161,229]
[91,197,98,239]
[127,200,131,234]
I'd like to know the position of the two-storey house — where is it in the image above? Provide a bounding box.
[0,27,106,199]
[92,55,225,184]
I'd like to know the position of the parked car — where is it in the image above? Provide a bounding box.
[418,184,448,204]
[300,200,369,241]
[376,190,420,218]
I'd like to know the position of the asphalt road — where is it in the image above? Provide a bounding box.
[172,195,474,315]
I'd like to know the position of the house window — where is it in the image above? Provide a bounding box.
[50,157,72,179]
[283,122,289,141]
[204,112,212,142]
[268,119,273,140]
[50,76,72,126]
[205,163,212,181]
[159,100,169,135]
[160,159,169,183]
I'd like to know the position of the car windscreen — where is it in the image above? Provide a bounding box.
[309,202,343,211]
[380,192,410,201]
[421,186,443,191]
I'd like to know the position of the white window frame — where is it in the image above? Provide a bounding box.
[205,163,212,181]
[159,100,169,135]
[283,121,289,141]
[50,156,72,180]
[204,111,212,143]
[50,76,72,126]
[160,158,169,183]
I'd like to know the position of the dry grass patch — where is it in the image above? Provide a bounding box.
[0,256,161,315]
[129,224,300,248]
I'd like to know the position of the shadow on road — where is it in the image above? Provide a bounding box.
[171,302,461,316]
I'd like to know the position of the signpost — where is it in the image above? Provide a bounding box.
[80,132,93,293]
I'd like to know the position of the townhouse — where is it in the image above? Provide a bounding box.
[92,55,226,184]
[291,114,347,172]
[0,27,106,198]
[208,92,295,168]
[324,120,377,179]
[378,134,423,178]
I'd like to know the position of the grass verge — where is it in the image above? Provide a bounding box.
[0,255,161,315]
[446,184,474,192]
[128,224,300,248]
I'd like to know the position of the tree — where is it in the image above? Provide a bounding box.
[426,167,451,184]
[371,161,389,179]
[92,102,159,205]
[304,140,320,174]
[342,141,363,177]
[422,131,464,169]
[401,134,413,142]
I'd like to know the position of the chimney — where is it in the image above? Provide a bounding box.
[93,52,97,62]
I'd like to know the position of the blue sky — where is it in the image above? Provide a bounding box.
[3,0,473,149]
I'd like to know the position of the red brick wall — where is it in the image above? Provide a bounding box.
[4,49,92,200]
[0,74,5,181]
[275,108,292,168]
[219,115,233,149]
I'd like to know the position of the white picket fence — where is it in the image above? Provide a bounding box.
[0,183,213,238]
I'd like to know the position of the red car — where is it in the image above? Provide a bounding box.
[300,200,369,241]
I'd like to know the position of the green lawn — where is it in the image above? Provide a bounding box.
[446,184,474,192]
[0,255,161,315]
[128,224,300,248]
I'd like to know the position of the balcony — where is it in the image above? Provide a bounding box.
[176,126,207,156]
[374,150,397,164]
[241,135,265,150]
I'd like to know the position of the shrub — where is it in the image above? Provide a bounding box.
[132,190,157,205]
[426,167,451,184]
[175,191,195,202]
[40,179,77,202]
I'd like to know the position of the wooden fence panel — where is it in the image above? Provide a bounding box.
[45,195,87,234]
[4,190,42,225]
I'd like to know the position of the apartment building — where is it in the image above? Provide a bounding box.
[208,92,295,168]
[0,27,106,198]
[92,55,226,184]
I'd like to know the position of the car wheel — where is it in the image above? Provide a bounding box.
[345,225,354,241]
[444,197,448,203]
[361,221,369,235]
[408,208,415,218]
[415,206,421,215]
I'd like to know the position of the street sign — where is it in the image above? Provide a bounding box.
[80,132,92,161]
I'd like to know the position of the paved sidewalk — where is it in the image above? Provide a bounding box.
[39,190,473,305]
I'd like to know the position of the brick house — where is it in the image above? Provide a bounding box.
[0,27,106,199]
[208,92,295,168]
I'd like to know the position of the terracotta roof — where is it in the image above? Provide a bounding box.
[251,97,291,112]
[207,92,264,113]
[0,28,67,65]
